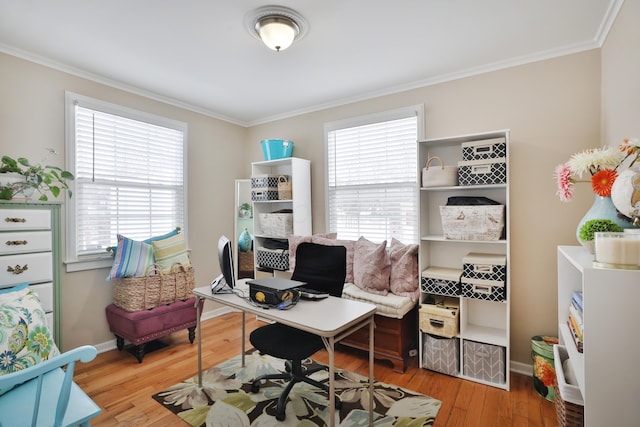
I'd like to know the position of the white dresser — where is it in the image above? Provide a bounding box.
[0,201,61,346]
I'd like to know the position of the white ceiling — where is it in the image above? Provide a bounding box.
[0,0,622,127]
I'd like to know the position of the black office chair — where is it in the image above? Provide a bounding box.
[249,242,347,421]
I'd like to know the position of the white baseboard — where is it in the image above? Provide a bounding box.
[510,360,532,376]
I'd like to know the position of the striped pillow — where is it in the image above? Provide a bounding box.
[107,234,154,280]
[152,233,191,272]
[107,228,180,256]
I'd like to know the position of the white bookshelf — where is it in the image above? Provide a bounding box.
[418,130,510,390]
[557,245,640,426]
[251,157,311,275]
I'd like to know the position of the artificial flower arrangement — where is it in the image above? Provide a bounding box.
[554,138,640,202]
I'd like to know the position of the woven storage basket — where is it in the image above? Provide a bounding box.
[239,250,254,272]
[277,175,292,200]
[553,384,584,427]
[553,344,584,427]
[113,264,195,312]
[166,264,195,301]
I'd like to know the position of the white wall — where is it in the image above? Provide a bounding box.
[601,0,640,145]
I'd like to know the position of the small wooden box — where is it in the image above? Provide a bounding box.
[419,297,460,338]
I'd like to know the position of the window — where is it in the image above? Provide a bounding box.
[65,92,187,271]
[325,105,423,244]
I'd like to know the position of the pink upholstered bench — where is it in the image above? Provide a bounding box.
[105,298,203,363]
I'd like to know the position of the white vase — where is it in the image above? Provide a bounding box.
[0,173,36,199]
[611,168,640,226]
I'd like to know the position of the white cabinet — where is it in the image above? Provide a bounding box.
[417,130,511,390]
[0,201,61,346]
[251,157,311,275]
[557,246,640,426]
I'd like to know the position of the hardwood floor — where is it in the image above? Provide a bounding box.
[74,312,557,426]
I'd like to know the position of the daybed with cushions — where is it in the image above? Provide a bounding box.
[288,234,419,373]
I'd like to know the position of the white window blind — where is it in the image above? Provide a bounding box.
[326,107,421,244]
[66,93,187,265]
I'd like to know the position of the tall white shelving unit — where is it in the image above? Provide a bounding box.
[557,246,640,426]
[251,157,312,276]
[418,130,511,390]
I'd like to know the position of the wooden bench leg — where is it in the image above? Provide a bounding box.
[135,344,146,363]
[116,335,124,351]
[116,334,144,363]
[390,357,408,374]
[188,326,196,344]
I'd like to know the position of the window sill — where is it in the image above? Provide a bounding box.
[64,256,112,273]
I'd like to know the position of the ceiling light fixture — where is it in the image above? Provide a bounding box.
[245,6,309,52]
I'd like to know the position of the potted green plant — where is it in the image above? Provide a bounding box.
[0,155,74,201]
[578,218,623,253]
[239,202,252,218]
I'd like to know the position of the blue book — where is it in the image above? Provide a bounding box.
[571,291,583,312]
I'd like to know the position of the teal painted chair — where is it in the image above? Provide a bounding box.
[0,345,101,427]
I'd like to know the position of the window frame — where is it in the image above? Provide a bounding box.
[64,92,188,272]
[324,104,424,244]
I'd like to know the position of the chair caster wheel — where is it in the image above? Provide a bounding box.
[250,383,260,393]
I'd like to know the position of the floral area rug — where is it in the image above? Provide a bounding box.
[152,351,441,426]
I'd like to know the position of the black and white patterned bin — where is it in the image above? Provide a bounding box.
[461,139,507,161]
[457,158,506,186]
[421,267,462,297]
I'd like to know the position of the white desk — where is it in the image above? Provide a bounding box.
[193,281,376,427]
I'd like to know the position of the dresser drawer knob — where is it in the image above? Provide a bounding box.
[4,217,27,223]
[5,240,28,246]
[7,264,28,274]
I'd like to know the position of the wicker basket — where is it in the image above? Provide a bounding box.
[277,175,292,200]
[113,264,195,312]
[553,344,584,427]
[553,384,584,427]
[239,250,254,272]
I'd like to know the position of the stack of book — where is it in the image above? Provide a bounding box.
[567,291,583,353]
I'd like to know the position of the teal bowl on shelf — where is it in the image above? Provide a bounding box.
[261,139,293,160]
